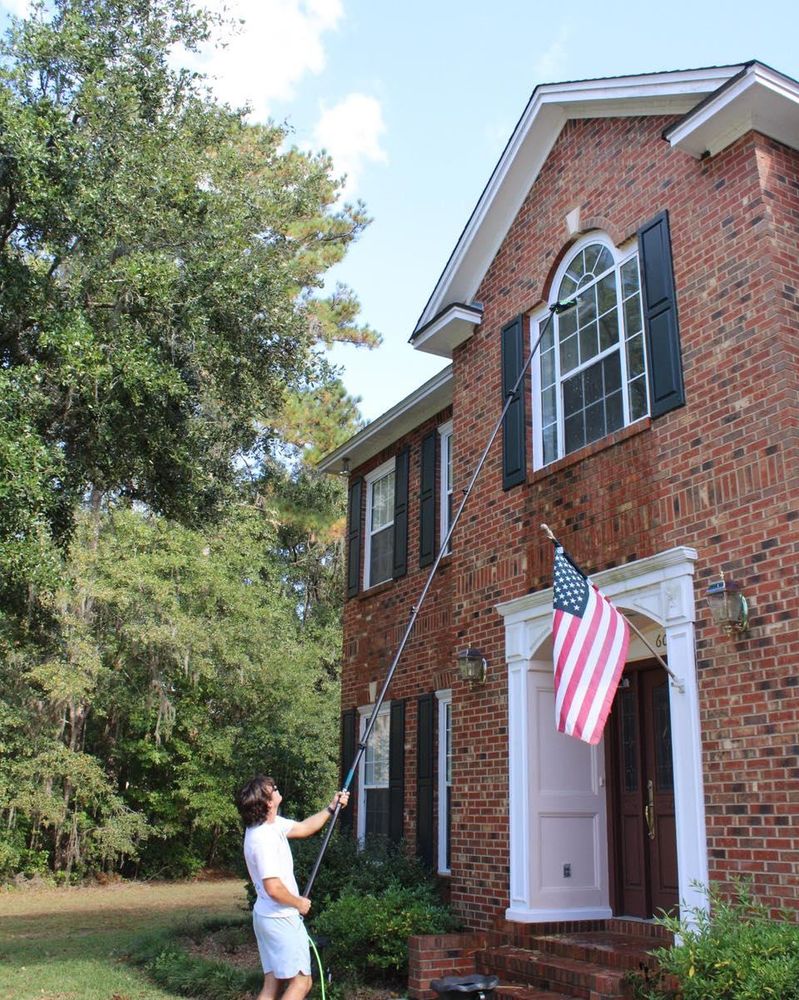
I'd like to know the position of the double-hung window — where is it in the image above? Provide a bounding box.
[436,689,452,874]
[364,458,395,588]
[532,237,649,468]
[438,422,453,554]
[358,707,390,841]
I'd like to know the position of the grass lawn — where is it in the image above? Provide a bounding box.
[0,878,248,1000]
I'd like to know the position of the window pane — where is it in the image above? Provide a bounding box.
[542,385,557,424]
[543,423,557,464]
[559,308,577,340]
[629,374,648,420]
[365,787,389,839]
[584,360,603,403]
[583,244,600,274]
[563,373,584,417]
[624,294,643,337]
[579,320,599,364]
[370,525,393,585]
[558,274,578,301]
[565,412,585,454]
[626,333,645,379]
[603,353,622,393]
[560,333,578,373]
[621,258,640,299]
[606,389,623,433]
[597,272,617,315]
[577,287,597,327]
[540,347,555,387]
[585,400,605,444]
[599,311,619,351]
[371,471,395,531]
[365,713,390,786]
[595,246,614,274]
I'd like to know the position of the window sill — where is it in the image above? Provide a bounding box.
[532,417,651,482]
[357,578,396,600]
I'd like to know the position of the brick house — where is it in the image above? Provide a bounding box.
[318,61,799,997]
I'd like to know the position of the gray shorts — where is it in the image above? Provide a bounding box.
[252,910,311,979]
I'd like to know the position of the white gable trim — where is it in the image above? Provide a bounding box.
[666,62,799,158]
[412,66,747,354]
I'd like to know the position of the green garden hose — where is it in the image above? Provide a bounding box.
[307,929,326,1000]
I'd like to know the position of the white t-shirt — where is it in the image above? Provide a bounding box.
[244,816,299,918]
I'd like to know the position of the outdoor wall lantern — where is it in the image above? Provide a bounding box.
[706,574,749,636]
[456,648,487,684]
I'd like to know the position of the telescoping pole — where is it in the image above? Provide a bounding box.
[303,298,577,897]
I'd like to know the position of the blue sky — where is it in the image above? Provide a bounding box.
[3,0,798,421]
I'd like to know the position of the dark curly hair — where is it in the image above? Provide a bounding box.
[236,774,276,827]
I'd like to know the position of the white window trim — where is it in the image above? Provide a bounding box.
[531,233,646,471]
[363,457,396,589]
[437,421,453,555]
[356,702,390,844]
[435,688,452,875]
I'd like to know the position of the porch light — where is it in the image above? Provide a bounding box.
[456,648,487,684]
[705,574,749,635]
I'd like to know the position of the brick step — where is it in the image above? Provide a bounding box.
[525,930,662,973]
[494,983,575,999]
[476,945,628,1000]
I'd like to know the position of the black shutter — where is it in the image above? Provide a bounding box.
[389,699,405,843]
[416,693,435,867]
[418,432,436,568]
[501,315,527,489]
[339,708,356,833]
[638,210,685,418]
[346,478,362,599]
[392,448,409,579]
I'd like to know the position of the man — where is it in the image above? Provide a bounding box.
[236,775,350,1000]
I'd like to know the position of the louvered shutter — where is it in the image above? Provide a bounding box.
[416,693,435,867]
[346,478,362,599]
[339,709,356,832]
[501,315,527,489]
[389,700,405,843]
[638,210,685,418]
[418,432,436,567]
[392,448,409,579]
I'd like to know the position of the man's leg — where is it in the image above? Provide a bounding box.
[279,973,312,999]
[256,972,279,1000]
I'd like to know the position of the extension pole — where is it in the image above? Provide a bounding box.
[303,299,576,897]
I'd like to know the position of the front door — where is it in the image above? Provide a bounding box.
[606,662,678,918]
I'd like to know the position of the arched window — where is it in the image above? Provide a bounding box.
[532,237,649,467]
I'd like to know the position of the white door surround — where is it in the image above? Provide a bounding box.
[497,546,708,923]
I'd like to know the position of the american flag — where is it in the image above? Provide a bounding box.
[552,546,629,745]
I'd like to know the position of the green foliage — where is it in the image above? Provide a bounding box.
[131,920,262,999]
[629,881,799,1000]
[0,0,376,611]
[0,0,372,885]
[313,881,458,982]
[293,833,434,911]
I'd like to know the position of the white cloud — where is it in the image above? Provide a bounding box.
[187,0,344,120]
[311,93,387,198]
[533,22,574,83]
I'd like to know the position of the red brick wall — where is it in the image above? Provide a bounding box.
[343,115,799,924]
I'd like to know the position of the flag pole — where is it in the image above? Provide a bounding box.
[302,300,577,898]
[540,523,684,692]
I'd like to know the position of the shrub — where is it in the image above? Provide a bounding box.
[313,881,459,981]
[630,881,799,1000]
[292,833,433,908]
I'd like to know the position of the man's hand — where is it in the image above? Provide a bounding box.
[297,895,311,916]
[329,790,350,811]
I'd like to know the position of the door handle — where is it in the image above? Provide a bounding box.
[645,779,655,839]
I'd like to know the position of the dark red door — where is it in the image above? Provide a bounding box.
[607,663,678,918]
